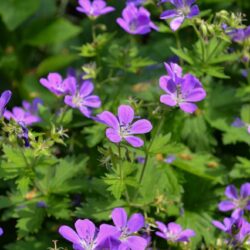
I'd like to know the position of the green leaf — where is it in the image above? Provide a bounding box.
[0,0,40,30]
[16,204,45,237]
[170,47,194,65]
[241,105,250,124]
[25,18,81,46]
[172,153,225,182]
[149,134,172,154]
[230,157,250,179]
[181,115,216,152]
[36,54,78,76]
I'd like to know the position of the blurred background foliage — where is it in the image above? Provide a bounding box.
[0,0,250,249]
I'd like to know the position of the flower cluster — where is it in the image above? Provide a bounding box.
[4,98,42,127]
[97,105,152,147]
[159,62,206,113]
[59,207,195,250]
[117,4,158,35]
[76,0,115,18]
[160,0,199,31]
[228,26,250,43]
[40,72,101,118]
[212,183,250,247]
[0,90,12,117]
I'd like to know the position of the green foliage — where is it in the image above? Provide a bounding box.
[0,0,250,249]
[0,0,40,30]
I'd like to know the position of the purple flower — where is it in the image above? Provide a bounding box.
[241,69,248,79]
[76,0,115,18]
[159,63,206,113]
[155,221,195,242]
[99,208,147,250]
[160,0,200,31]
[64,77,101,118]
[0,90,12,117]
[36,201,47,208]
[218,183,250,219]
[0,227,3,236]
[22,98,43,115]
[136,156,146,164]
[213,217,250,244]
[59,219,106,250]
[4,107,41,126]
[164,154,176,164]
[228,26,250,43]
[40,73,70,96]
[117,4,158,35]
[231,117,250,134]
[97,105,153,147]
[127,0,145,6]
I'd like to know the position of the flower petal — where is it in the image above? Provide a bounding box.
[106,128,122,143]
[184,88,206,102]
[167,222,182,234]
[177,229,195,242]
[160,94,177,107]
[232,208,244,219]
[118,105,134,125]
[122,236,148,250]
[187,5,200,18]
[170,16,185,31]
[225,185,238,199]
[59,225,80,245]
[0,90,12,108]
[240,183,250,198]
[111,208,128,229]
[97,111,119,129]
[179,102,197,113]
[83,95,101,108]
[125,136,144,147]
[79,106,92,118]
[75,219,96,242]
[212,220,227,232]
[130,119,152,134]
[127,213,145,233]
[156,221,167,233]
[64,96,76,108]
[80,80,94,97]
[218,200,236,211]
[160,9,178,19]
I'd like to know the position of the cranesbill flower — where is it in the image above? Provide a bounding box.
[164,154,176,164]
[156,221,195,242]
[213,217,250,245]
[228,26,250,43]
[4,107,41,126]
[218,183,250,219]
[0,90,12,117]
[64,77,101,118]
[22,98,43,115]
[59,219,106,250]
[232,117,250,134]
[76,0,115,18]
[160,0,200,31]
[159,63,206,113]
[0,227,3,236]
[97,105,152,147]
[117,4,158,35]
[40,73,70,96]
[99,208,147,250]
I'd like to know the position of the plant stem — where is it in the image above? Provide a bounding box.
[192,23,206,62]
[135,109,167,199]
